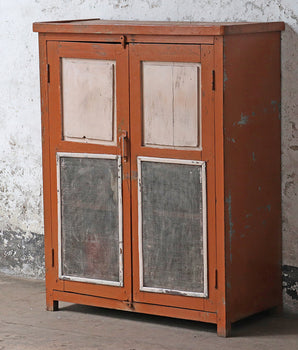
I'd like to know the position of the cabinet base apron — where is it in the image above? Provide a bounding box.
[50,290,217,323]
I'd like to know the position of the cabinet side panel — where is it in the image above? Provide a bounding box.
[223,32,282,323]
[38,35,60,308]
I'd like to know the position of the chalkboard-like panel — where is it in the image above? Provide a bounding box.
[138,158,207,296]
[58,154,122,285]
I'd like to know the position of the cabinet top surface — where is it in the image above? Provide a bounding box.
[33,19,284,36]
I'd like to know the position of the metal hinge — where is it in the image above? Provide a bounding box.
[212,70,215,91]
[47,64,50,83]
[120,35,127,49]
[52,248,55,267]
[215,269,218,289]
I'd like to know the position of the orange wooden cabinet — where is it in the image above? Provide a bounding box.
[33,20,284,337]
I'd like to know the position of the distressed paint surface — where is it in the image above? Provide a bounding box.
[223,31,283,321]
[0,0,297,312]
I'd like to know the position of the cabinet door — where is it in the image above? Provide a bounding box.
[130,44,217,311]
[46,41,131,302]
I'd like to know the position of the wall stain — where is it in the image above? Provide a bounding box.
[0,229,44,278]
[245,1,265,15]
[111,0,129,9]
[290,121,297,134]
[282,265,298,301]
[146,0,162,9]
[284,180,294,195]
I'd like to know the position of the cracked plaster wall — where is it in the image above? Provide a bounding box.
[0,0,297,312]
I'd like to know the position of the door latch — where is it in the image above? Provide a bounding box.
[120,35,127,49]
[119,130,128,162]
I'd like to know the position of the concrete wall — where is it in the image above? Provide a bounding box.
[0,0,297,312]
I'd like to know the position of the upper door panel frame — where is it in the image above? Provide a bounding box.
[47,41,130,156]
[129,43,203,161]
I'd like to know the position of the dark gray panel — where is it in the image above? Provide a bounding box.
[141,161,205,293]
[59,156,120,282]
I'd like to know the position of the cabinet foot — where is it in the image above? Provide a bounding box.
[217,323,231,337]
[46,300,59,311]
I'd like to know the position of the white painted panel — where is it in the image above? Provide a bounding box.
[62,58,116,144]
[143,63,173,146]
[142,62,200,148]
[173,65,199,147]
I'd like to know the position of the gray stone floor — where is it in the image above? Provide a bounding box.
[0,273,297,349]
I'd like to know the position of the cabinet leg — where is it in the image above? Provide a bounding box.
[217,322,231,337]
[46,299,59,311]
